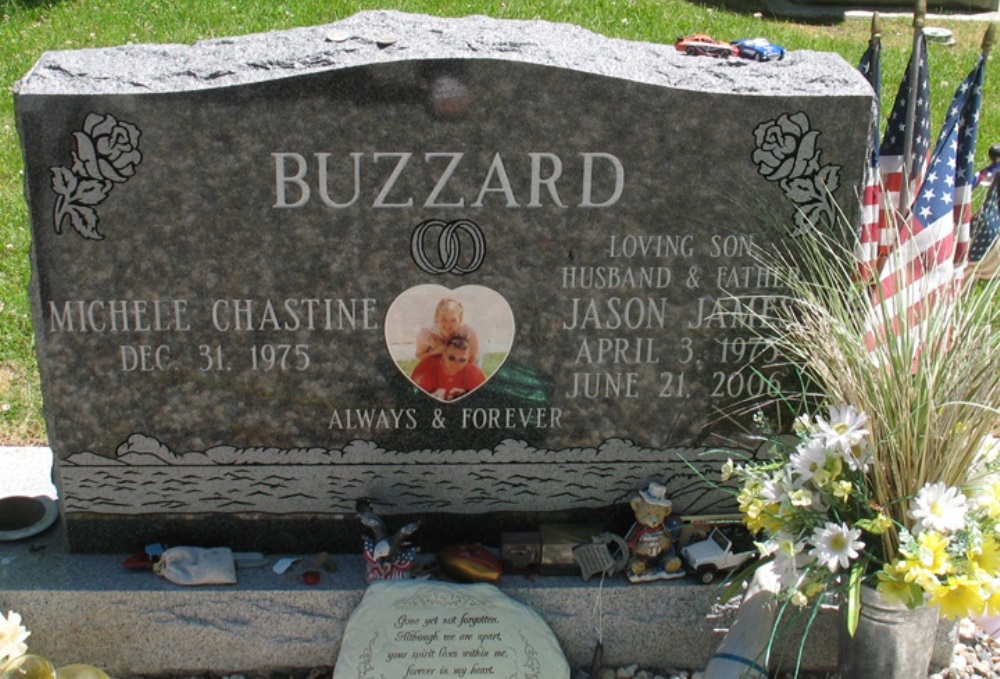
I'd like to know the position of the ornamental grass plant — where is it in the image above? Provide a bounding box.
[723,220,1000,631]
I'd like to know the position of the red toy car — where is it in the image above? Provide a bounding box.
[675,34,738,58]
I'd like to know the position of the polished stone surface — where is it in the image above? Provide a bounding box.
[15,11,874,551]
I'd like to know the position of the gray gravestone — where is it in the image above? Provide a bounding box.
[15,11,874,552]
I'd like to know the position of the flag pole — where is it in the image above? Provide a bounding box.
[870,13,882,125]
[901,0,927,210]
[983,23,996,57]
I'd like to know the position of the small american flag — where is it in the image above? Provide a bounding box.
[856,38,883,281]
[877,38,931,232]
[866,55,986,347]
[950,55,986,281]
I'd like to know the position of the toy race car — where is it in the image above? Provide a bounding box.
[675,34,738,58]
[731,38,785,62]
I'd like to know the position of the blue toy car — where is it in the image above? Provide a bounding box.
[731,38,785,62]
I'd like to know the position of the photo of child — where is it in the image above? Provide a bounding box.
[415,298,480,365]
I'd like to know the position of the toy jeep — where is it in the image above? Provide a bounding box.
[680,526,758,584]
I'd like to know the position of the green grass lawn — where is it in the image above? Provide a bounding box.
[0,0,996,444]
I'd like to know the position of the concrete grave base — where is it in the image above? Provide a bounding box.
[0,521,839,676]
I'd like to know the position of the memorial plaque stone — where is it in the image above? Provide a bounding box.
[15,11,875,552]
[333,580,570,679]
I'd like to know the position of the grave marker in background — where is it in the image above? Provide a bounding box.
[15,11,874,552]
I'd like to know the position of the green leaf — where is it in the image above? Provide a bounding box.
[854,517,887,535]
[846,563,863,637]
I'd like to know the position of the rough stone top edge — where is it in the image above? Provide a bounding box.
[15,9,873,98]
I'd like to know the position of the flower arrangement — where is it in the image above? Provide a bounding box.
[714,210,1000,645]
[726,405,1000,621]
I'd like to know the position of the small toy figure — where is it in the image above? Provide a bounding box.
[356,498,421,583]
[624,482,685,583]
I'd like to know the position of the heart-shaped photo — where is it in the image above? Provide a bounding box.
[385,285,515,402]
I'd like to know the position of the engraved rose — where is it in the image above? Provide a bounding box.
[50,112,143,240]
[752,111,840,235]
[752,112,820,182]
[71,113,142,183]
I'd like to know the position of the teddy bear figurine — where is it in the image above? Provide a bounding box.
[624,482,685,583]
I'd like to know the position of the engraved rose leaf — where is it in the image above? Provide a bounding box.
[780,177,821,205]
[51,166,77,196]
[817,164,841,194]
[64,204,102,240]
[74,179,112,206]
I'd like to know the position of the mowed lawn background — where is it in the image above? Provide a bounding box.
[1,0,997,444]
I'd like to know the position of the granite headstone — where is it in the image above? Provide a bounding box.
[15,11,875,552]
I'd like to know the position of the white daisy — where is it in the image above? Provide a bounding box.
[814,404,869,454]
[808,522,864,572]
[789,437,828,486]
[768,538,815,593]
[844,437,875,472]
[0,611,29,663]
[908,482,968,534]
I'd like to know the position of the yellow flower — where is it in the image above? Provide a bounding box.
[721,459,736,482]
[903,531,953,576]
[737,482,763,511]
[985,581,1000,615]
[812,468,831,488]
[926,576,987,619]
[789,488,813,507]
[832,480,852,501]
[758,503,785,534]
[741,498,781,534]
[802,581,825,598]
[970,536,1000,576]
[872,514,893,534]
[876,562,919,607]
[791,590,809,607]
[824,454,843,479]
[911,570,940,591]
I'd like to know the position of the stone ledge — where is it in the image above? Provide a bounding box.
[0,446,837,674]
[0,521,838,676]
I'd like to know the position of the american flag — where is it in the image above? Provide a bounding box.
[878,38,931,232]
[856,38,883,281]
[867,55,986,346]
[970,181,1000,264]
[951,55,986,281]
